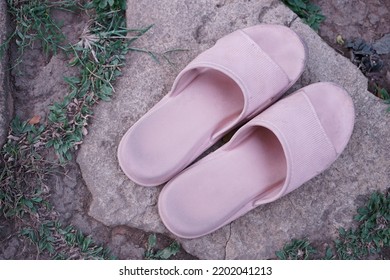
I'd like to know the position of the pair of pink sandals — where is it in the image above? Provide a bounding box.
[117,25,355,239]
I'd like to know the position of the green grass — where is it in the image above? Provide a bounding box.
[0,117,52,219]
[0,0,78,61]
[144,234,180,260]
[0,0,150,260]
[336,191,390,259]
[375,86,390,112]
[276,239,317,260]
[46,10,152,161]
[281,0,325,31]
[276,190,390,260]
[21,221,114,259]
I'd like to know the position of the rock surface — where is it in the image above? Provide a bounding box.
[373,33,390,55]
[77,0,390,259]
[0,1,12,147]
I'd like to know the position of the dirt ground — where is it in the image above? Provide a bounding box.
[1,1,389,259]
[312,0,390,95]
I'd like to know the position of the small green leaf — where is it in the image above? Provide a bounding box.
[64,76,81,87]
[324,247,333,259]
[275,251,286,260]
[99,0,108,9]
[31,197,43,203]
[69,57,79,67]
[82,238,92,252]
[148,234,157,248]
[154,242,180,259]
[23,199,34,209]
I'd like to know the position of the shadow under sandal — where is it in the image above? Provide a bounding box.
[117,24,306,186]
[158,82,355,239]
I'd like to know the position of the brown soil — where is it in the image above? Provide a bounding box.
[312,0,390,95]
[1,1,389,260]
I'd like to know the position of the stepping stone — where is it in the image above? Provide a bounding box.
[77,0,390,259]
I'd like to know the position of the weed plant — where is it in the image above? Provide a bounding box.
[276,190,390,260]
[145,234,180,260]
[0,0,78,60]
[0,0,146,259]
[375,86,390,112]
[46,8,151,161]
[276,239,317,260]
[281,0,325,31]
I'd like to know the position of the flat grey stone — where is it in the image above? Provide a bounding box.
[373,33,390,54]
[77,0,390,259]
[0,2,13,147]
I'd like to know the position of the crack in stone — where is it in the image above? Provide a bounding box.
[72,158,117,229]
[258,0,278,22]
[194,13,215,44]
[287,15,299,27]
[300,66,313,87]
[224,223,232,259]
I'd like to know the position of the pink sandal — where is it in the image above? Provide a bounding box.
[118,24,307,186]
[158,82,355,238]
